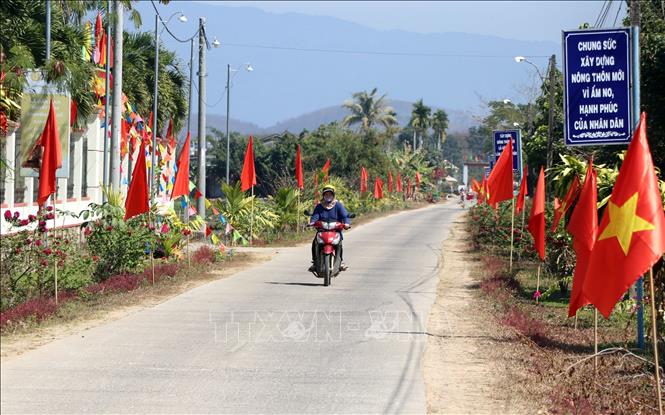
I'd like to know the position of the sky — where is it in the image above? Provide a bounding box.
[213,1,616,43]
[130,0,622,128]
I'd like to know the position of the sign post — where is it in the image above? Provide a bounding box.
[562,28,632,146]
[492,129,522,180]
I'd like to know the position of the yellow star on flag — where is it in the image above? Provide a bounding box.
[597,192,655,255]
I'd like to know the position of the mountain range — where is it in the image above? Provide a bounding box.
[193,100,478,138]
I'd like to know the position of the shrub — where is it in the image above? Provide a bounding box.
[192,246,217,264]
[501,305,549,344]
[0,291,78,329]
[84,273,143,295]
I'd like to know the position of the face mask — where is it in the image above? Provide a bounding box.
[324,195,334,203]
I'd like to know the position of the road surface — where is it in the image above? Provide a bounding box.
[1,203,463,414]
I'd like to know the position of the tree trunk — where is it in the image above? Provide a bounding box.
[412,130,416,151]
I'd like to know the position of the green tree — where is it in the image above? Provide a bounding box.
[341,88,398,133]
[409,99,431,151]
[431,109,449,152]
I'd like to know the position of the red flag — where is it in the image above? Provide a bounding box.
[360,167,368,193]
[478,176,488,204]
[295,144,304,189]
[99,31,107,67]
[124,139,149,220]
[205,225,212,238]
[240,136,256,192]
[551,175,581,232]
[166,118,175,151]
[583,113,665,318]
[322,159,331,181]
[488,139,514,205]
[415,172,421,190]
[70,99,77,128]
[171,132,191,200]
[120,118,129,160]
[93,12,103,64]
[373,176,384,199]
[567,159,597,317]
[37,100,63,207]
[396,173,403,193]
[528,167,546,260]
[516,168,528,213]
[387,171,394,193]
[471,177,481,194]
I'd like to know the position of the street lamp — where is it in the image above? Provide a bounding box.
[515,54,557,170]
[225,63,254,184]
[212,37,221,48]
[150,11,187,200]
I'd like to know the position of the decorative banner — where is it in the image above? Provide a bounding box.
[19,70,71,178]
[562,28,631,145]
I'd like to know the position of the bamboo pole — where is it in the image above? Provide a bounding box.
[53,192,58,305]
[186,197,191,269]
[510,197,515,273]
[535,264,541,303]
[249,186,254,245]
[594,308,599,374]
[149,210,155,285]
[648,268,663,415]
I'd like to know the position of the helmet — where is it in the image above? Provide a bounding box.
[321,185,336,197]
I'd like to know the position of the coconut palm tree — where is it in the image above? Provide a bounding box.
[409,99,431,151]
[342,88,398,133]
[431,109,449,152]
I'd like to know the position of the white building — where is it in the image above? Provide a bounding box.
[1,118,107,235]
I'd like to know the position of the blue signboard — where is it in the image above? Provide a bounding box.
[492,130,522,178]
[563,28,631,145]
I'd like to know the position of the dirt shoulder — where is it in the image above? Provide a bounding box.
[423,216,530,414]
[1,252,272,362]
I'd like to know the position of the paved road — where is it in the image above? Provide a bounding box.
[2,203,463,414]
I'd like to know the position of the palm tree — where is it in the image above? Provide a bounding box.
[431,109,449,152]
[409,99,431,151]
[122,31,188,132]
[342,88,398,133]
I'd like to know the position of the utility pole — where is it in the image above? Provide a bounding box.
[187,38,194,135]
[102,0,111,198]
[151,14,160,201]
[109,0,123,191]
[45,0,51,62]
[545,54,556,171]
[226,63,231,184]
[197,17,207,219]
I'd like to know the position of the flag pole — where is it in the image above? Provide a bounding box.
[648,267,663,415]
[186,196,191,269]
[509,196,515,272]
[594,307,599,374]
[53,191,58,305]
[535,264,541,303]
[149,210,155,285]
[250,186,254,245]
[297,190,301,234]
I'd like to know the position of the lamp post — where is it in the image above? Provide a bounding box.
[515,54,557,170]
[150,11,187,200]
[225,62,253,184]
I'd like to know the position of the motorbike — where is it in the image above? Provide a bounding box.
[304,210,355,286]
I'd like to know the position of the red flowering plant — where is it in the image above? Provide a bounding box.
[78,197,155,280]
[1,206,94,311]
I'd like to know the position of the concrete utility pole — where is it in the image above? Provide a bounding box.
[151,14,160,201]
[545,54,556,171]
[102,0,111,197]
[197,17,207,219]
[226,63,231,184]
[109,0,123,191]
[45,0,51,62]
[187,38,194,135]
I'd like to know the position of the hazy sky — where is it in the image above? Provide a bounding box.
[213,1,616,43]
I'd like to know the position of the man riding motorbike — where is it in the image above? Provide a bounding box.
[308,185,351,272]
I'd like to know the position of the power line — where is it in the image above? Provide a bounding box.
[220,42,550,59]
[613,1,624,26]
[149,0,203,45]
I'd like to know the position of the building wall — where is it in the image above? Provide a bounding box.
[1,118,104,235]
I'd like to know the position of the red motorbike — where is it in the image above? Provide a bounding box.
[305,211,355,286]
